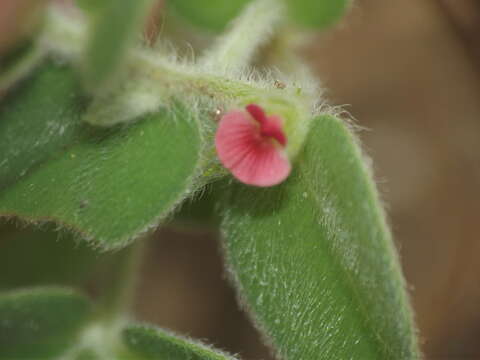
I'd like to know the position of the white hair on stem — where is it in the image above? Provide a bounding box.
[200,0,286,76]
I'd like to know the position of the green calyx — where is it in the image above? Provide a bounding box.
[236,91,313,160]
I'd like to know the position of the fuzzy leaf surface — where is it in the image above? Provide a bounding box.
[0,63,201,249]
[123,324,237,360]
[220,115,419,359]
[0,287,91,359]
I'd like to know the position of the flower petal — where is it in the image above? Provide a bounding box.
[215,108,291,187]
[233,143,291,187]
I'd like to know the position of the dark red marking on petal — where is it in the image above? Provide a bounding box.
[215,104,291,187]
[246,103,287,146]
[259,115,287,146]
[246,103,268,125]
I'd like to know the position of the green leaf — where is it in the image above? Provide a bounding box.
[220,115,419,359]
[285,0,350,29]
[123,324,237,359]
[171,183,222,230]
[0,63,202,249]
[0,222,110,290]
[82,0,154,92]
[76,0,106,14]
[168,0,251,32]
[0,287,91,359]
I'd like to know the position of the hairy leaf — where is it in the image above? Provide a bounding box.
[123,324,237,359]
[0,287,91,359]
[0,63,202,249]
[220,115,419,359]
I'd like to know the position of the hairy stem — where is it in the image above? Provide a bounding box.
[42,4,309,105]
[42,3,318,157]
[200,0,285,74]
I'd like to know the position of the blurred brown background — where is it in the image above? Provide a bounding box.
[1,0,480,359]
[134,1,480,359]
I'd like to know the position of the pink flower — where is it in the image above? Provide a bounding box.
[215,104,291,187]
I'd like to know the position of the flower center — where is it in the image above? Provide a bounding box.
[246,104,287,146]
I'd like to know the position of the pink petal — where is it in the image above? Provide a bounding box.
[260,115,287,146]
[246,104,287,146]
[215,108,291,187]
[246,103,268,125]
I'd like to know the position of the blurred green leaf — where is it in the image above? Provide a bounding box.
[220,115,419,359]
[75,348,104,360]
[0,222,110,290]
[82,0,153,92]
[171,182,223,230]
[123,324,237,359]
[0,62,202,250]
[168,0,250,32]
[0,287,91,359]
[285,0,350,29]
[76,0,106,14]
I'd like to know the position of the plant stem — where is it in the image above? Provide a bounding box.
[0,42,45,91]
[56,239,147,360]
[99,237,146,324]
[200,0,285,74]
[42,3,318,157]
[42,3,305,104]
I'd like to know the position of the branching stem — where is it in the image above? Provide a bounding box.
[41,1,318,158]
